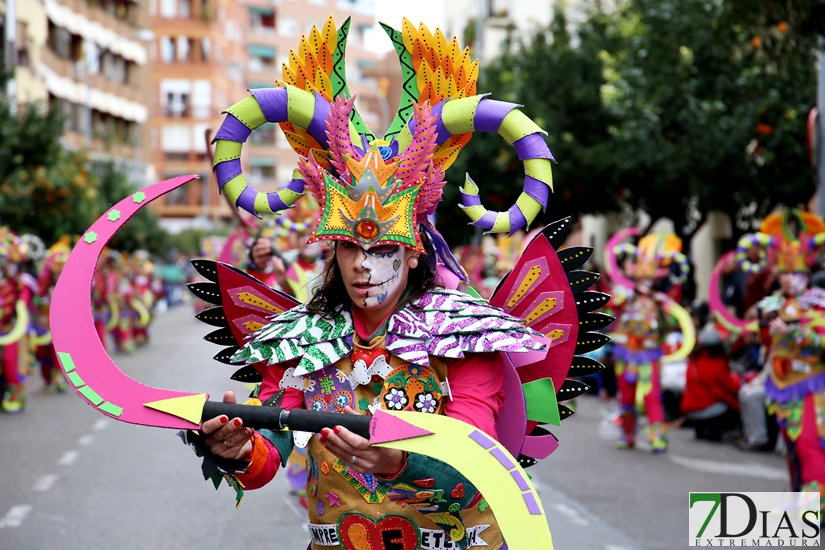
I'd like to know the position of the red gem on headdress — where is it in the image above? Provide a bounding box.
[356,220,378,241]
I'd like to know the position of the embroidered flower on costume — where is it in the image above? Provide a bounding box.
[335,369,349,384]
[334,390,352,410]
[408,364,423,377]
[384,388,408,410]
[415,393,437,413]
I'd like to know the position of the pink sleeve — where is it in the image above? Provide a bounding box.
[441,352,506,440]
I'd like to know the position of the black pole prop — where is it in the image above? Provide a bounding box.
[200,402,372,439]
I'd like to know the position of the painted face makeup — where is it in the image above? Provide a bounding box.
[337,242,408,310]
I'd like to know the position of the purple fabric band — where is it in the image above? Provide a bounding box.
[613,345,663,364]
[431,100,451,145]
[267,190,290,213]
[307,91,331,148]
[524,175,551,207]
[513,133,555,161]
[459,187,482,207]
[474,98,518,133]
[215,159,242,189]
[251,88,288,123]
[510,470,531,491]
[235,185,257,214]
[286,178,306,194]
[508,204,527,232]
[471,210,499,230]
[490,447,516,469]
[469,429,496,449]
[522,492,542,515]
[214,114,252,143]
[765,372,825,404]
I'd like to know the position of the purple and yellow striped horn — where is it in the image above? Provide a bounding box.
[735,232,773,274]
[432,96,553,234]
[212,86,359,217]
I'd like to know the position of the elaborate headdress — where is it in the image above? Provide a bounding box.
[44,237,72,275]
[0,228,21,264]
[211,17,554,281]
[735,208,825,274]
[605,227,690,286]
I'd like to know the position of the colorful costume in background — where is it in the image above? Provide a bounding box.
[34,238,71,392]
[187,16,610,549]
[0,229,35,413]
[604,228,695,452]
[730,209,825,517]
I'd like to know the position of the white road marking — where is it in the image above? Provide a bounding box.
[56,450,79,466]
[0,505,32,528]
[77,434,94,446]
[32,474,59,492]
[554,503,591,526]
[606,545,628,550]
[668,455,787,480]
[92,419,109,431]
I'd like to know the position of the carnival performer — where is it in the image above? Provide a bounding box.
[730,208,825,518]
[0,228,35,413]
[180,16,608,549]
[604,229,695,452]
[34,237,71,392]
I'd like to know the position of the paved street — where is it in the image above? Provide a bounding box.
[0,306,811,550]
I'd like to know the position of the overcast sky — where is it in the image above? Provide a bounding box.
[364,0,446,54]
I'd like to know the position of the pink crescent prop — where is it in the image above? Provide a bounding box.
[708,251,759,334]
[50,175,205,429]
[604,227,640,289]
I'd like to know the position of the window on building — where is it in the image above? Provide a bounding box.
[248,44,275,72]
[192,80,211,119]
[250,123,276,145]
[160,0,177,18]
[162,124,191,152]
[250,7,276,33]
[308,0,326,5]
[200,37,211,61]
[249,162,276,184]
[179,0,191,18]
[177,36,192,62]
[160,36,175,63]
[165,185,190,205]
[279,16,297,36]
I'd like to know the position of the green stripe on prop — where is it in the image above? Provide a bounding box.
[57,351,76,372]
[224,96,267,130]
[499,110,546,143]
[222,175,247,206]
[79,385,104,406]
[516,193,543,221]
[489,214,510,234]
[396,125,413,154]
[67,371,84,387]
[286,85,315,128]
[254,192,274,215]
[524,159,553,188]
[442,95,483,135]
[213,140,243,166]
[522,378,561,427]
[99,402,124,417]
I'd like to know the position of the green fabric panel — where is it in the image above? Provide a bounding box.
[522,377,561,426]
[99,401,123,416]
[254,192,274,215]
[498,110,545,143]
[524,159,553,187]
[442,96,483,135]
[79,385,104,406]
[396,124,413,154]
[213,140,242,165]
[286,85,315,128]
[56,351,75,372]
[67,371,84,387]
[258,428,294,467]
[224,95,266,130]
[221,175,247,207]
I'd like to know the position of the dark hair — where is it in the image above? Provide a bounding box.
[306,237,440,316]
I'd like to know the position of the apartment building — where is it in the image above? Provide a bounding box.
[1,0,153,183]
[150,0,381,230]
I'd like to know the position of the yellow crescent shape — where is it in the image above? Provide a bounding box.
[661,298,696,362]
[372,410,554,550]
[104,297,120,332]
[0,300,30,346]
[30,330,52,346]
[131,297,151,328]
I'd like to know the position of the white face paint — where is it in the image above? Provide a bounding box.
[337,242,408,310]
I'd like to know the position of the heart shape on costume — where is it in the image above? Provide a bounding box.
[338,513,419,550]
[352,348,391,371]
[393,259,401,271]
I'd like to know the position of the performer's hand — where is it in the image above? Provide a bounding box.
[201,390,254,460]
[251,238,275,272]
[768,317,791,336]
[319,406,405,477]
